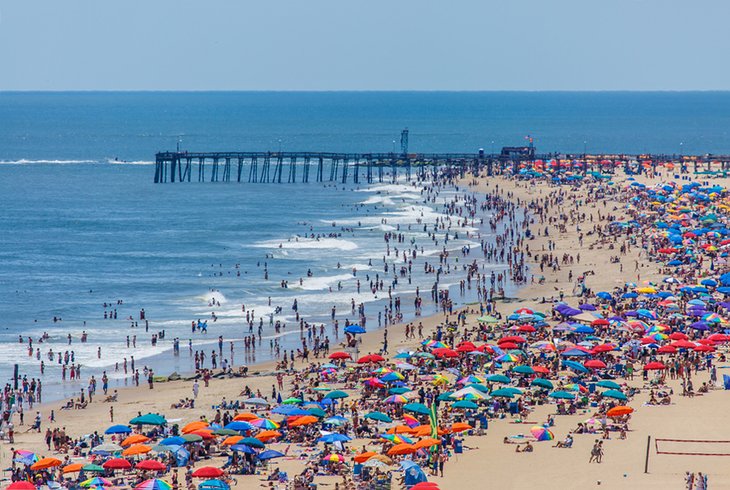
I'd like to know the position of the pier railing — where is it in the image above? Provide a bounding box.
[153,150,730,184]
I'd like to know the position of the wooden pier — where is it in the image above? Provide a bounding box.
[154,147,730,184]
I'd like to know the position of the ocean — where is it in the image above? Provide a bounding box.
[2,91,730,401]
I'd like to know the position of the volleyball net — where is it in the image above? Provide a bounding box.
[655,438,730,457]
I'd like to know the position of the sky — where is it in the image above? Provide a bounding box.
[1,1,729,91]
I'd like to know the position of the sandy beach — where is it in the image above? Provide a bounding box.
[5,166,730,490]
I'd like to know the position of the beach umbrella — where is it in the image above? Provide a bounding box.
[548,391,576,400]
[584,360,607,369]
[643,362,667,370]
[596,380,621,390]
[257,450,285,460]
[489,388,516,398]
[318,433,352,443]
[383,394,408,403]
[136,460,167,471]
[344,325,366,334]
[197,480,230,490]
[322,454,346,463]
[562,360,589,373]
[8,483,37,490]
[233,413,259,421]
[607,406,634,417]
[238,436,265,448]
[414,438,441,449]
[103,458,132,470]
[452,400,478,409]
[250,418,280,430]
[122,434,151,446]
[181,434,203,443]
[357,354,384,363]
[134,480,172,490]
[365,411,393,423]
[230,444,256,454]
[354,451,377,463]
[450,422,472,433]
[388,443,417,455]
[530,426,555,441]
[62,463,84,474]
[411,483,440,490]
[282,397,303,404]
[80,477,113,487]
[329,351,351,360]
[363,459,391,469]
[486,374,511,384]
[530,378,554,390]
[105,424,132,435]
[243,397,269,406]
[160,437,185,446]
[30,457,62,471]
[512,365,535,375]
[324,390,349,399]
[223,421,253,431]
[130,413,166,426]
[192,467,224,478]
[388,387,412,395]
[82,464,106,472]
[289,415,319,427]
[403,403,430,415]
[182,421,209,434]
[657,345,677,354]
[602,390,628,401]
[123,444,152,456]
[255,430,282,442]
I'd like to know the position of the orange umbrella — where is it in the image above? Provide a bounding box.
[182,421,210,434]
[386,425,416,434]
[413,425,447,437]
[387,443,416,456]
[233,413,259,422]
[289,415,318,427]
[256,430,282,441]
[607,406,634,417]
[353,451,377,463]
[191,429,216,440]
[122,434,150,446]
[122,444,152,456]
[222,436,243,446]
[450,422,472,433]
[414,438,441,449]
[62,463,83,474]
[31,457,62,471]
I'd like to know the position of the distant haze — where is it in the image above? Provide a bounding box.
[1,1,729,91]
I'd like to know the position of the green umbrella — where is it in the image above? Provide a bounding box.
[437,392,454,401]
[82,464,105,472]
[415,352,435,359]
[596,380,621,390]
[489,388,516,398]
[129,413,167,426]
[364,411,393,423]
[282,397,303,404]
[182,434,203,443]
[151,444,174,453]
[403,402,430,415]
[324,390,349,399]
[548,391,576,400]
[452,400,478,409]
[477,315,499,323]
[465,383,489,393]
[530,378,554,390]
[512,365,535,375]
[486,374,511,384]
[388,387,412,395]
[241,437,265,448]
[307,407,327,418]
[212,428,239,436]
[602,389,628,401]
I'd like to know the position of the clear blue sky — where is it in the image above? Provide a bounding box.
[1,0,729,91]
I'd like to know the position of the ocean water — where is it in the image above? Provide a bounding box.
[2,91,730,401]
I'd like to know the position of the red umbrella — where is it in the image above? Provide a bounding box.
[708,333,729,342]
[694,345,715,352]
[498,336,527,344]
[643,362,667,370]
[584,360,607,369]
[329,351,351,360]
[532,365,550,374]
[670,340,696,349]
[591,319,609,326]
[411,483,440,490]
[357,354,385,364]
[135,460,167,471]
[192,466,225,478]
[103,458,132,470]
[592,343,615,353]
[517,324,536,332]
[8,482,37,490]
[496,342,518,350]
[432,348,459,358]
[640,336,656,345]
[657,345,677,354]
[456,341,477,352]
[669,332,688,340]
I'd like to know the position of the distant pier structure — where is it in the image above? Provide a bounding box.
[153,132,730,184]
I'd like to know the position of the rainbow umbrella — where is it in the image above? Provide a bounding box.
[496,353,518,362]
[380,433,415,444]
[371,367,393,375]
[322,454,346,463]
[431,374,449,385]
[403,414,420,428]
[458,375,485,385]
[703,313,723,323]
[134,479,173,490]
[530,426,555,441]
[383,395,408,403]
[13,450,38,465]
[564,384,588,393]
[81,477,113,487]
[250,418,280,430]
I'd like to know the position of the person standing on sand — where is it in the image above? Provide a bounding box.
[109,406,113,422]
[589,440,600,463]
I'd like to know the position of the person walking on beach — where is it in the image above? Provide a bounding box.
[589,440,600,463]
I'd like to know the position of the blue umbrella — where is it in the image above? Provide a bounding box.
[318,433,352,443]
[160,436,186,446]
[105,424,132,435]
[198,480,230,490]
[230,444,256,454]
[257,450,285,460]
[271,406,309,416]
[596,292,612,300]
[224,421,254,431]
[344,325,366,334]
[562,360,589,373]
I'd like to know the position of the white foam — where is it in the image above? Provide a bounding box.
[254,237,358,251]
[0,159,96,165]
[293,272,355,291]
